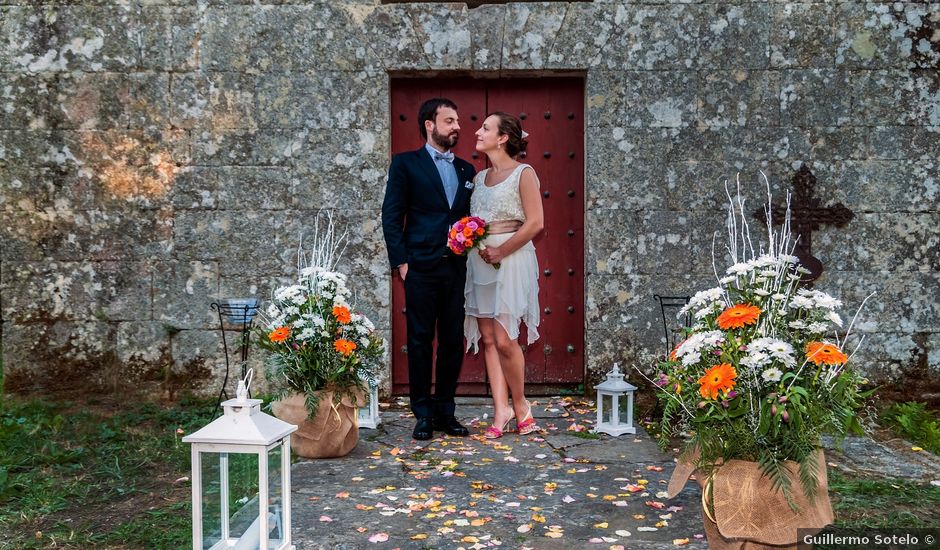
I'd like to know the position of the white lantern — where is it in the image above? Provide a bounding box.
[357,378,381,429]
[594,363,637,436]
[183,371,297,550]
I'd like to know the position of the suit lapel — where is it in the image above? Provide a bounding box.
[417,147,449,207]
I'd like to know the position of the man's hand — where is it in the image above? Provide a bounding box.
[398,263,409,281]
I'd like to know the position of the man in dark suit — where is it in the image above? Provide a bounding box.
[382,98,476,440]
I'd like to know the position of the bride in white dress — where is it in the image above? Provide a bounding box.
[464,112,543,439]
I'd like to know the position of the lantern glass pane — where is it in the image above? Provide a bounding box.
[601,394,612,425]
[267,444,286,549]
[200,452,223,549]
[618,394,630,424]
[227,452,261,547]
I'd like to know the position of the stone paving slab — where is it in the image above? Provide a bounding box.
[822,434,940,481]
[291,397,708,549]
[289,397,939,548]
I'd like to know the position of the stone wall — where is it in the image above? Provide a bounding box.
[1,1,937,399]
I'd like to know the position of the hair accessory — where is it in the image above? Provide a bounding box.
[521,130,529,139]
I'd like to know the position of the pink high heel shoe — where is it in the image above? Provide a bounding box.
[516,401,542,435]
[484,412,515,439]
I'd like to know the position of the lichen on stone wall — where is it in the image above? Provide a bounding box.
[1,0,937,400]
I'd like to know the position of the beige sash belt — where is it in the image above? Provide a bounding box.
[488,220,523,235]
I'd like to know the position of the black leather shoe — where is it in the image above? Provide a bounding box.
[413,417,434,440]
[434,416,469,437]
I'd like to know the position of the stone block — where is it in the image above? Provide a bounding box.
[817,213,940,273]
[827,159,940,212]
[169,166,217,210]
[697,70,780,128]
[870,126,940,160]
[170,328,223,395]
[410,3,471,69]
[833,2,940,70]
[661,161,754,211]
[769,2,837,69]
[153,260,220,329]
[0,72,54,130]
[53,71,172,131]
[139,6,199,71]
[596,5,701,70]
[115,321,172,381]
[293,163,389,211]
[852,69,940,127]
[173,209,291,274]
[468,3,506,71]
[585,210,637,275]
[546,3,624,69]
[361,4,429,70]
[589,70,698,128]
[3,5,140,74]
[38,206,174,261]
[192,127,304,167]
[501,2,567,70]
[50,128,192,209]
[779,69,854,126]
[217,166,291,210]
[698,3,772,69]
[1,320,118,392]
[200,7,256,72]
[0,209,53,261]
[0,260,152,323]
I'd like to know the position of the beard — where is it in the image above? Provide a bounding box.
[431,127,459,149]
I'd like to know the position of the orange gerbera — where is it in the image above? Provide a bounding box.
[332,305,352,324]
[268,326,290,343]
[697,363,737,400]
[669,340,685,361]
[716,304,761,330]
[805,341,848,366]
[334,338,357,356]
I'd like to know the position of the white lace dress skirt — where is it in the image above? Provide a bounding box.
[464,232,540,353]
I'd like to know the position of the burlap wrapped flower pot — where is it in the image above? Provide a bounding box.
[668,450,833,550]
[271,389,364,459]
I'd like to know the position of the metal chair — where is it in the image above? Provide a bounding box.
[211,298,260,411]
[653,295,692,359]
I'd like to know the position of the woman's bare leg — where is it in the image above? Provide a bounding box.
[477,318,513,430]
[490,320,530,421]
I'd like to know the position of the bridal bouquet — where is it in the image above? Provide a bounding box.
[652,178,873,507]
[448,216,500,268]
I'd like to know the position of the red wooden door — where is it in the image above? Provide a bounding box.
[389,77,585,395]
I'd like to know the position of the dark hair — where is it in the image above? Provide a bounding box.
[418,98,458,140]
[490,111,528,157]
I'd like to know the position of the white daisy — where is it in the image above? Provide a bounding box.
[762,367,783,383]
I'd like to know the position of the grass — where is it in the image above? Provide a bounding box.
[879,401,940,454]
[829,470,940,529]
[0,394,217,549]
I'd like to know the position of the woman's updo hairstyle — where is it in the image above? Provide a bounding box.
[491,111,528,158]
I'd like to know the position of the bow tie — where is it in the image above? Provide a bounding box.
[434,151,455,163]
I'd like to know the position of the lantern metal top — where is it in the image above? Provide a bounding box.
[184,375,297,446]
[595,363,637,393]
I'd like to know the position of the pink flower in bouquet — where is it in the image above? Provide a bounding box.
[448,216,499,269]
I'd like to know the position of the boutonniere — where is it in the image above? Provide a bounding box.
[464,181,475,190]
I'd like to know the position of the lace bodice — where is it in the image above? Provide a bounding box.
[471,164,532,223]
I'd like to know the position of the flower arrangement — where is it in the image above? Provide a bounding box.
[256,215,386,416]
[650,177,874,508]
[448,216,499,268]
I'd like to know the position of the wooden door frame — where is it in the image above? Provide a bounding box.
[387,71,587,396]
